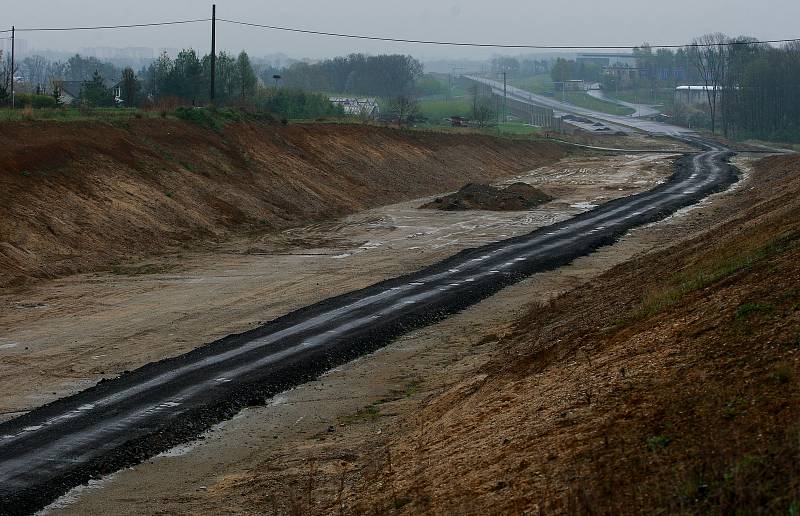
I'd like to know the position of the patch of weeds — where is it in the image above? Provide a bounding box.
[173,106,248,132]
[771,362,795,384]
[393,497,411,509]
[179,161,196,172]
[723,455,756,484]
[789,500,800,516]
[338,404,381,425]
[404,379,423,397]
[734,302,774,320]
[165,191,174,199]
[625,233,798,325]
[722,396,746,420]
[647,435,671,452]
[629,256,754,323]
[20,170,31,177]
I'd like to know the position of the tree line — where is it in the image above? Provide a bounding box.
[277,54,422,97]
[688,34,800,140]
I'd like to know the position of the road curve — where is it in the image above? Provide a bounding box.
[465,75,691,136]
[0,139,737,514]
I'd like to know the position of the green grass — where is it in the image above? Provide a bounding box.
[608,87,675,108]
[627,254,755,324]
[418,97,472,122]
[734,302,774,320]
[0,107,157,122]
[647,435,672,452]
[338,404,382,425]
[509,74,553,95]
[508,73,634,116]
[496,121,540,135]
[624,234,796,326]
[561,91,635,116]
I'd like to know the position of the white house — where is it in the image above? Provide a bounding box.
[675,85,721,108]
[329,97,380,120]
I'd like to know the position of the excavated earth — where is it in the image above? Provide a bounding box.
[5,119,788,514]
[0,120,566,288]
[420,182,553,211]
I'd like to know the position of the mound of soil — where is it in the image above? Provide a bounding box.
[0,120,566,288]
[421,182,553,211]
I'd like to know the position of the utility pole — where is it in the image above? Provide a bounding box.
[210,5,216,103]
[502,70,507,123]
[10,26,15,110]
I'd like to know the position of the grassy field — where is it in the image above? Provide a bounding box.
[607,87,676,112]
[0,107,160,122]
[418,97,472,123]
[508,73,634,116]
[509,74,553,95]
[495,121,541,135]
[562,91,635,116]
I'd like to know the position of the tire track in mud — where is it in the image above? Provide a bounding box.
[0,139,737,515]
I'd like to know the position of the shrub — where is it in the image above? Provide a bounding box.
[16,94,57,109]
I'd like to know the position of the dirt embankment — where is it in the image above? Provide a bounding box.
[329,153,800,514]
[0,121,565,288]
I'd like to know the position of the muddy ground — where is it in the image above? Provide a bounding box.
[41,155,779,515]
[0,152,675,422]
[9,148,704,514]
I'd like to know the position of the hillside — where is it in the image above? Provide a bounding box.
[0,120,565,288]
[328,154,800,514]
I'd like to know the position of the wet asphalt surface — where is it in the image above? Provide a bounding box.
[0,138,737,515]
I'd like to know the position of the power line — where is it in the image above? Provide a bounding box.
[218,18,800,50]
[0,15,796,49]
[10,18,210,33]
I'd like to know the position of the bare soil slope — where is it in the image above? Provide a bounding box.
[330,154,800,514]
[0,121,564,287]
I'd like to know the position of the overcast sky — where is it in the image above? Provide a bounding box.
[4,0,800,60]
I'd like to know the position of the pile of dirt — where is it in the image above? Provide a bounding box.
[0,120,566,288]
[420,182,553,211]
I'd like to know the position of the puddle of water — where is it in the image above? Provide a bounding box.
[570,202,599,210]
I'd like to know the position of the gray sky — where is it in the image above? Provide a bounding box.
[4,0,800,60]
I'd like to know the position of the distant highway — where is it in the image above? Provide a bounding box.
[585,89,661,118]
[465,75,691,136]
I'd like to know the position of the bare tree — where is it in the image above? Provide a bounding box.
[688,33,728,134]
[21,55,48,92]
[472,96,495,127]
[390,94,420,126]
[0,50,13,105]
